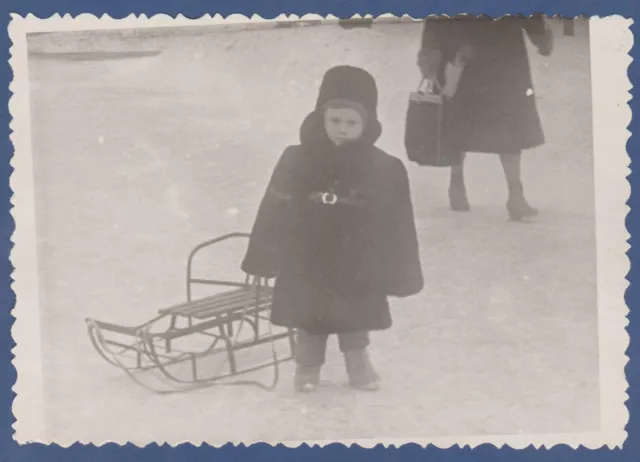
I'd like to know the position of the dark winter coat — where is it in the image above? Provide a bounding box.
[420,15,554,154]
[242,66,424,335]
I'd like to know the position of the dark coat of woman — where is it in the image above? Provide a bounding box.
[419,15,554,155]
[242,65,424,335]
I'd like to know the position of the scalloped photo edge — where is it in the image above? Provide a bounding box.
[7,13,633,449]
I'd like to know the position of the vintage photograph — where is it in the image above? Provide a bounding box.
[9,14,630,447]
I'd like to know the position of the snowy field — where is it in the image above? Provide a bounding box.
[26,20,599,444]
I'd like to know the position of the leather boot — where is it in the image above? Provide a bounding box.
[506,182,538,222]
[449,173,471,211]
[294,364,321,393]
[344,349,380,391]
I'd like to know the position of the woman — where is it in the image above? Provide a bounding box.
[417,15,554,221]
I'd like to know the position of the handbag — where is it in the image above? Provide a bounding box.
[404,62,465,167]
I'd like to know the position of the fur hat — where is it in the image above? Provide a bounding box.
[300,65,382,145]
[315,65,379,121]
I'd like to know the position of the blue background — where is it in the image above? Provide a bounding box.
[1,1,637,460]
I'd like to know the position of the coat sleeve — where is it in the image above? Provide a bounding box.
[418,17,464,83]
[385,160,424,297]
[419,17,459,56]
[522,15,554,56]
[241,147,296,278]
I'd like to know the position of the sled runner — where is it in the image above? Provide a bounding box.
[86,232,295,394]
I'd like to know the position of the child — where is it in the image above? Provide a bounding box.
[242,65,424,392]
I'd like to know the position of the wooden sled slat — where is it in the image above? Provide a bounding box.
[159,286,273,319]
[190,296,272,320]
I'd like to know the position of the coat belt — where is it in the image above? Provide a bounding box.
[308,191,367,207]
[268,188,367,207]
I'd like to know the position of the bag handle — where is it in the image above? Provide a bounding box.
[417,76,443,95]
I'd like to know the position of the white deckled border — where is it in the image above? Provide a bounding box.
[590,15,632,449]
[9,14,46,444]
[8,13,632,449]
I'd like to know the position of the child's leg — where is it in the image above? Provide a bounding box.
[294,329,328,392]
[338,331,380,390]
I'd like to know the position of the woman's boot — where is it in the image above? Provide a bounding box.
[449,180,471,211]
[500,153,537,221]
[344,349,381,391]
[449,158,470,212]
[506,182,538,222]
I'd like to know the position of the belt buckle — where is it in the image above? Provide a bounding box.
[321,192,338,205]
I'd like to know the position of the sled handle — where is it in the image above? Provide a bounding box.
[186,232,252,302]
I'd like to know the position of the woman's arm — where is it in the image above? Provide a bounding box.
[417,17,463,80]
[522,15,554,56]
[417,17,446,79]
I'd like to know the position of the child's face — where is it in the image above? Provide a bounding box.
[323,107,365,146]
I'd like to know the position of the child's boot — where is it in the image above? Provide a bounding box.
[293,330,327,392]
[344,348,381,391]
[294,364,321,393]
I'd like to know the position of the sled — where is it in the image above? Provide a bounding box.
[86,232,296,394]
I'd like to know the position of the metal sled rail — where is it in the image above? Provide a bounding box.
[86,232,295,394]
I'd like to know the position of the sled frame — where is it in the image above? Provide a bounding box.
[86,232,296,393]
